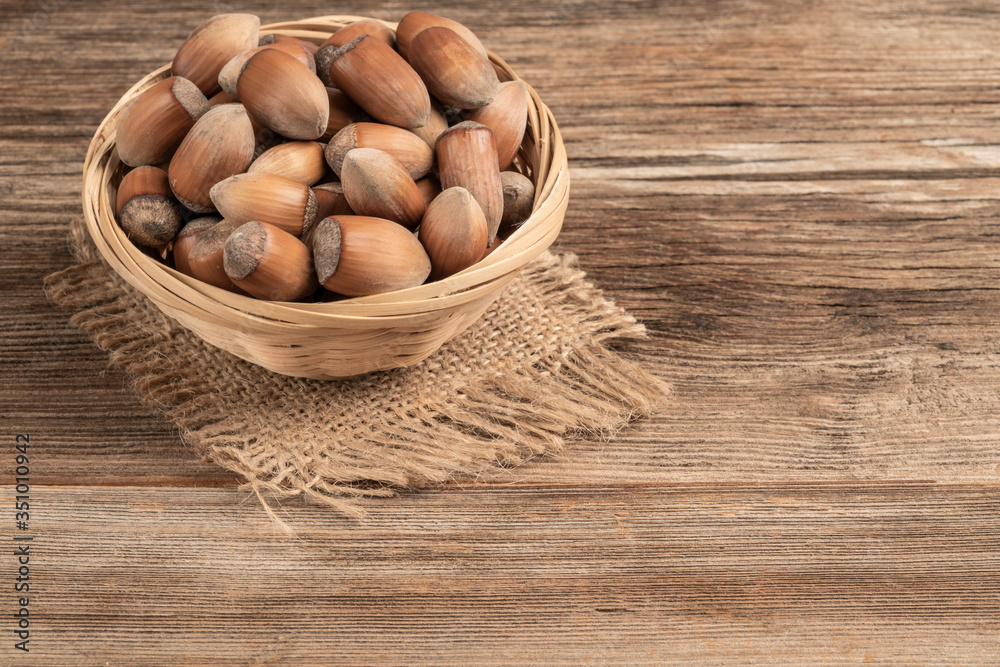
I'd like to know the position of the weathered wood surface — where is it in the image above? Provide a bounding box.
[1,0,999,663]
[0,484,997,665]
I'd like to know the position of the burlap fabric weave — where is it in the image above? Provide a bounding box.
[45,218,668,522]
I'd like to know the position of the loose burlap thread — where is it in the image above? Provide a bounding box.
[45,217,669,525]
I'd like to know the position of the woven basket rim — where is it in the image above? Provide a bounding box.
[82,15,569,331]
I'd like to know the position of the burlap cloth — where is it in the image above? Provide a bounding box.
[44,217,668,523]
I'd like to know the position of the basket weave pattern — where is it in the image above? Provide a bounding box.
[83,15,569,379]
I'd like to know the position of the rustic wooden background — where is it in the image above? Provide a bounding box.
[2,0,999,663]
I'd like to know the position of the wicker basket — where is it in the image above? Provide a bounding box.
[81,15,569,379]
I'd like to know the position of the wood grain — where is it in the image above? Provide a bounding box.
[2,484,997,665]
[2,0,999,663]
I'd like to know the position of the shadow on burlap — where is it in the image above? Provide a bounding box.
[44,218,669,528]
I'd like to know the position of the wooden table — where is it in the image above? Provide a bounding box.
[2,1,999,663]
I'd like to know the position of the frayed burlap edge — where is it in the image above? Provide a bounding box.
[44,219,669,527]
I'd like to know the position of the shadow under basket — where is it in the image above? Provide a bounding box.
[82,15,570,380]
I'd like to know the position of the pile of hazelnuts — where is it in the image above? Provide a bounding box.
[113,12,535,301]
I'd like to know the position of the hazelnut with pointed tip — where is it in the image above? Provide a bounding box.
[116,77,209,167]
[171,13,261,96]
[435,121,504,240]
[218,42,316,102]
[312,215,431,296]
[167,103,256,212]
[223,221,318,301]
[209,172,318,236]
[325,122,434,180]
[467,80,529,170]
[395,12,490,62]
[408,26,499,110]
[340,148,426,230]
[248,141,327,185]
[237,48,330,141]
[419,187,489,281]
[317,34,430,129]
